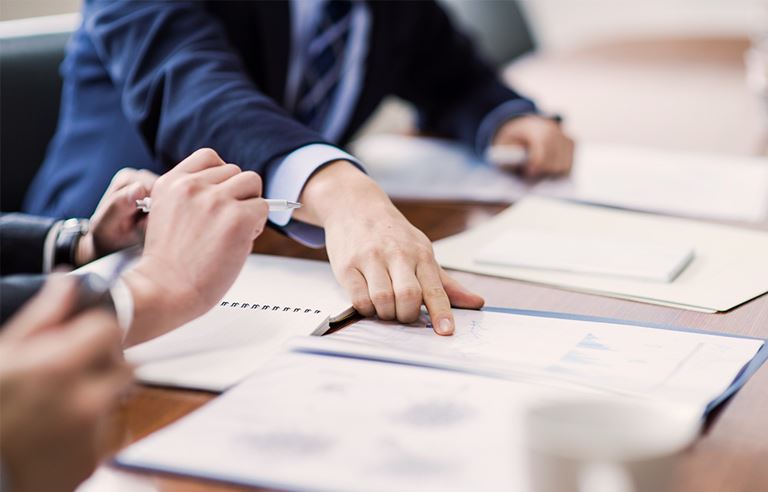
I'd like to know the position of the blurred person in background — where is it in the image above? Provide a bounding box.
[0,275,132,492]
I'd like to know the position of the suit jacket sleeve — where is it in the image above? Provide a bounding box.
[0,213,56,275]
[0,275,46,325]
[392,1,538,152]
[83,0,330,179]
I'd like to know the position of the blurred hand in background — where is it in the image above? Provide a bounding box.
[0,275,132,492]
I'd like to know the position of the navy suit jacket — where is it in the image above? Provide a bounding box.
[25,0,535,219]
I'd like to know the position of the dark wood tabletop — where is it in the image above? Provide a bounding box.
[91,37,768,492]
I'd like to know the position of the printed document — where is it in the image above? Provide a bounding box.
[117,352,596,492]
[116,309,763,491]
[298,309,764,411]
[434,197,768,312]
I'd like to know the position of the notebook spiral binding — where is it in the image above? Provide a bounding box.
[220,300,322,315]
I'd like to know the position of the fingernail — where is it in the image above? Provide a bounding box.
[438,318,453,335]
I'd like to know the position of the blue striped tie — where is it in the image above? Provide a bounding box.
[294,0,353,131]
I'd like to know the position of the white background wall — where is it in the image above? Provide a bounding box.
[2,0,765,46]
[520,0,768,51]
[0,0,80,21]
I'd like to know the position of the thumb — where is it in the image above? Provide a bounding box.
[439,268,484,309]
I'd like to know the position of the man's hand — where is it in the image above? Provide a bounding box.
[76,168,159,266]
[493,115,575,178]
[121,148,269,345]
[295,161,484,336]
[0,275,133,492]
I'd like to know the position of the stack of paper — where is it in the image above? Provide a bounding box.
[353,134,768,223]
[115,308,766,491]
[434,197,768,312]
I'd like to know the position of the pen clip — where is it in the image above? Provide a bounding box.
[136,197,151,213]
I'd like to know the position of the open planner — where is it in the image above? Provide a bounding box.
[116,308,766,492]
[76,251,354,392]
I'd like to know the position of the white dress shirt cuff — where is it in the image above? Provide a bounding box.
[265,143,365,248]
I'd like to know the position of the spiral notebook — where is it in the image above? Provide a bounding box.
[78,252,354,392]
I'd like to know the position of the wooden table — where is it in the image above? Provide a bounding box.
[91,37,768,491]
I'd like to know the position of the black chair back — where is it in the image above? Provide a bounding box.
[439,0,536,66]
[0,32,70,211]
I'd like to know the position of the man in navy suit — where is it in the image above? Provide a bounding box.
[25,0,574,334]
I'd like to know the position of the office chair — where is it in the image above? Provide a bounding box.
[439,0,536,67]
[0,31,70,211]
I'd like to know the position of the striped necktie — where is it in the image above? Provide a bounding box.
[294,0,354,131]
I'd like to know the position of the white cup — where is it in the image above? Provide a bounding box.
[524,398,700,492]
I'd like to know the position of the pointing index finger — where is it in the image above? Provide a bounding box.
[415,261,454,336]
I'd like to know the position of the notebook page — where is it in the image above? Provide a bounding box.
[78,251,353,391]
[220,254,353,323]
[77,251,353,322]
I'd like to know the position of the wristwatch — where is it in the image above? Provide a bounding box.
[53,218,89,267]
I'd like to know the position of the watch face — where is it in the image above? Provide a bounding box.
[62,218,89,235]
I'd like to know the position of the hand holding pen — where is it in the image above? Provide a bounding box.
[119,149,282,345]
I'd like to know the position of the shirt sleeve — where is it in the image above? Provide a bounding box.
[0,213,58,275]
[265,143,365,248]
[474,99,539,154]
